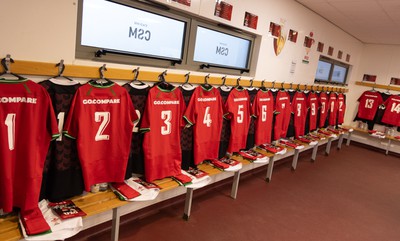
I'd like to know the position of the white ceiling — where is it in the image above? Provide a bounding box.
[295,0,400,45]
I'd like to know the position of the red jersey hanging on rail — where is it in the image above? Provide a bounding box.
[381,95,400,127]
[251,89,275,145]
[327,92,338,126]
[318,92,329,128]
[64,82,138,191]
[140,85,186,182]
[274,90,291,140]
[0,79,59,212]
[356,90,384,121]
[184,86,225,165]
[307,92,319,131]
[291,91,308,138]
[337,93,346,125]
[225,87,251,153]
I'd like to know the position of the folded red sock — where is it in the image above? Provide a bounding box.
[111,182,141,199]
[20,207,51,236]
[172,173,192,185]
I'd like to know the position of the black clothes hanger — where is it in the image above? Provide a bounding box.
[182,72,193,88]
[384,85,391,95]
[221,75,228,87]
[296,83,301,91]
[0,54,25,80]
[280,82,285,91]
[260,80,268,91]
[89,64,113,86]
[155,70,175,91]
[370,83,377,92]
[201,74,212,90]
[249,78,254,88]
[50,59,75,82]
[130,67,146,85]
[235,77,244,90]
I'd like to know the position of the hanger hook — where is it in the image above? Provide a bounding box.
[297,83,300,90]
[281,82,284,89]
[290,82,293,89]
[204,74,210,84]
[221,75,227,86]
[236,77,241,86]
[249,78,254,87]
[132,67,140,80]
[56,59,65,77]
[159,70,167,82]
[99,64,107,79]
[261,79,265,88]
[1,54,14,74]
[184,72,190,84]
[272,81,275,89]
[304,84,307,91]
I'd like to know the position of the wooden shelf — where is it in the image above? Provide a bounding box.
[355,81,400,92]
[0,59,348,92]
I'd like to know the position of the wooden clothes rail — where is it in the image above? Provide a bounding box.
[0,59,348,93]
[355,81,400,92]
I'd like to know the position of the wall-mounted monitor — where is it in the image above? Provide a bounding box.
[79,0,186,61]
[193,26,252,70]
[315,60,332,81]
[331,64,347,83]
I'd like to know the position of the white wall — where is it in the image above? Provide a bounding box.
[0,0,370,126]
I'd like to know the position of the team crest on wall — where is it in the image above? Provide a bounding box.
[269,19,287,56]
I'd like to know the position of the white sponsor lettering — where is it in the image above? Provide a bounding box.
[365,94,378,98]
[259,98,271,102]
[234,98,248,102]
[197,97,217,102]
[154,100,180,105]
[0,97,37,104]
[83,99,121,104]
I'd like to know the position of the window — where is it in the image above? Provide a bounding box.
[315,56,349,85]
[76,0,259,75]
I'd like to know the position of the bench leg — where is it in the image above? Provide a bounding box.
[230,171,240,199]
[311,144,318,162]
[266,156,275,182]
[291,149,300,171]
[325,138,333,156]
[183,187,194,221]
[337,134,344,150]
[386,139,392,155]
[111,208,120,241]
[346,132,352,146]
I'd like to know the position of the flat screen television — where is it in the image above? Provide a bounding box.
[315,59,332,81]
[331,64,348,84]
[193,26,251,70]
[80,0,186,61]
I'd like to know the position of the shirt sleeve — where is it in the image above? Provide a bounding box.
[139,90,151,133]
[44,91,61,140]
[63,89,80,139]
[183,89,196,126]
[251,94,258,118]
